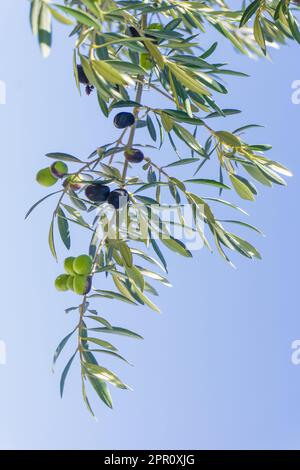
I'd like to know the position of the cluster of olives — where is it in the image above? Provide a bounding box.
[36,161,68,187]
[85,182,129,209]
[55,255,93,295]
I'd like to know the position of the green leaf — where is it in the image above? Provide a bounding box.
[57,207,71,250]
[215,131,241,148]
[242,163,272,187]
[203,197,249,215]
[54,4,100,29]
[87,375,113,409]
[48,219,57,260]
[89,327,143,340]
[46,152,82,163]
[83,350,113,409]
[160,236,192,258]
[60,351,77,397]
[146,115,157,141]
[38,2,52,58]
[80,0,101,17]
[87,349,132,366]
[201,42,218,59]
[112,275,136,303]
[86,315,112,329]
[228,233,261,259]
[167,61,210,96]
[136,267,171,287]
[130,247,166,272]
[161,112,173,132]
[47,5,74,25]
[253,15,266,54]
[173,124,205,155]
[52,327,77,369]
[205,109,241,119]
[30,0,42,36]
[110,100,141,109]
[81,380,95,417]
[164,158,200,168]
[125,265,145,291]
[82,337,118,351]
[150,237,168,272]
[92,59,132,86]
[164,109,204,125]
[184,178,231,189]
[119,243,133,268]
[218,219,264,236]
[229,174,257,201]
[105,60,146,75]
[91,290,137,305]
[84,363,130,390]
[25,190,62,220]
[131,284,161,313]
[239,0,260,27]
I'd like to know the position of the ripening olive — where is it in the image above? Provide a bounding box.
[107,188,129,210]
[73,275,92,295]
[85,183,110,203]
[50,161,68,179]
[124,149,144,164]
[63,174,84,191]
[55,274,69,292]
[114,112,135,129]
[36,167,58,187]
[73,255,93,275]
[64,256,76,275]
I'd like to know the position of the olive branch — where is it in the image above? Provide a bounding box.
[26,0,298,416]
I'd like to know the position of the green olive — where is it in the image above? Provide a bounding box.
[73,255,93,275]
[140,53,152,70]
[64,256,76,275]
[73,275,92,295]
[36,168,58,187]
[67,275,75,291]
[54,274,69,292]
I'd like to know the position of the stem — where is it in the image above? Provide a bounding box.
[78,234,107,361]
[121,80,144,183]
[121,13,148,185]
[108,128,128,165]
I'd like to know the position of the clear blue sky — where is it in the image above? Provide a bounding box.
[0,2,300,450]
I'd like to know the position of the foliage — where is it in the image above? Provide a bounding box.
[27,0,297,415]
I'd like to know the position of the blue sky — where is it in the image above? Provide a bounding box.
[0,2,300,450]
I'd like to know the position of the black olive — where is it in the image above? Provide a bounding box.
[128,26,141,38]
[107,188,129,210]
[113,112,135,129]
[77,65,89,85]
[85,183,110,203]
[124,149,144,164]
